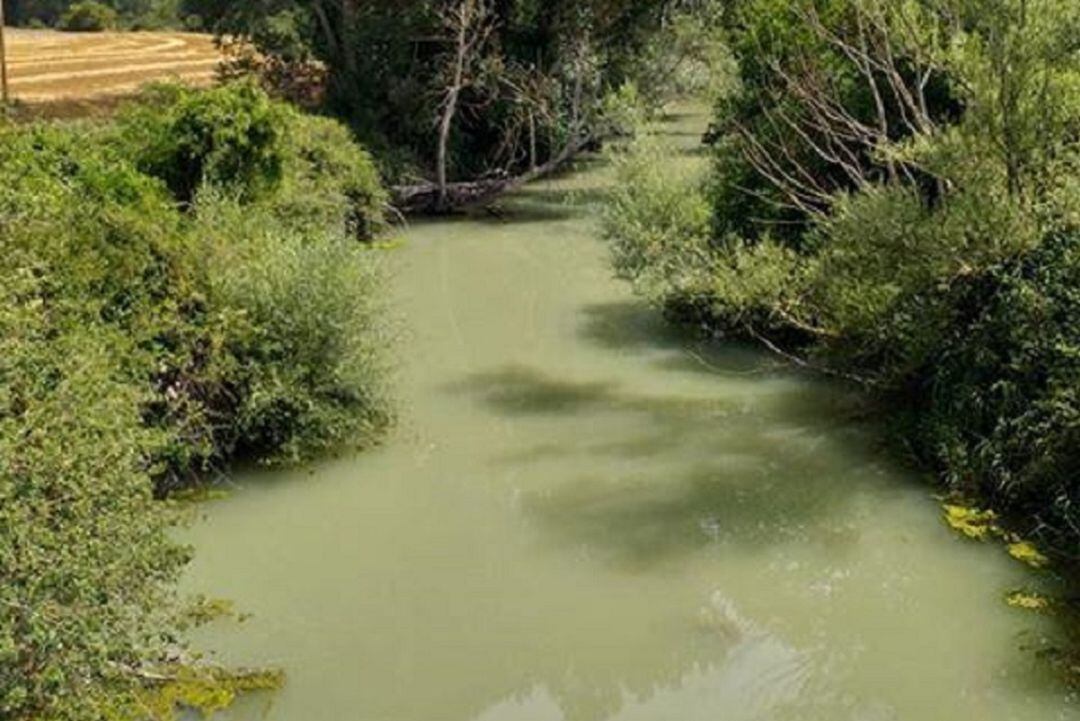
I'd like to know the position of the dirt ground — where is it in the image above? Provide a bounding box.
[3,28,221,115]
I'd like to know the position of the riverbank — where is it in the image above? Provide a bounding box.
[604,2,1080,601]
[0,83,390,720]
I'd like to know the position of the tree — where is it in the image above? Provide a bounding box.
[434,0,495,210]
[192,0,694,206]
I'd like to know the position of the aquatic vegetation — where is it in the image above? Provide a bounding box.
[1007,541,1050,569]
[942,504,1051,571]
[133,666,285,721]
[943,504,1000,541]
[170,487,233,504]
[1005,591,1053,612]
[181,597,247,627]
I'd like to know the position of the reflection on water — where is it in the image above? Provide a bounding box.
[183,108,1079,721]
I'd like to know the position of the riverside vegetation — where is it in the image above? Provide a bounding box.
[7,0,1080,718]
[605,0,1080,583]
[6,0,201,31]
[1,3,722,718]
[0,81,390,720]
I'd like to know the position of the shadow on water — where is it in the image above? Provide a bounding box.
[660,129,708,141]
[681,144,713,158]
[516,185,610,207]
[578,300,797,379]
[577,300,686,351]
[433,281,896,571]
[442,343,882,568]
[443,365,620,416]
[657,110,698,123]
[524,462,867,571]
[468,201,583,225]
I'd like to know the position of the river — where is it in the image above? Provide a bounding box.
[183,108,1079,721]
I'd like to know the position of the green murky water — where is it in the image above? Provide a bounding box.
[183,110,1079,721]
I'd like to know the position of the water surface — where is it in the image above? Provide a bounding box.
[184,110,1078,721]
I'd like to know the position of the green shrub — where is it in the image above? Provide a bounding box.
[115,83,387,238]
[895,230,1080,555]
[268,112,388,240]
[0,325,189,721]
[117,82,290,204]
[0,88,392,717]
[603,134,714,298]
[192,194,391,463]
[804,181,1037,369]
[58,1,119,31]
[0,123,190,721]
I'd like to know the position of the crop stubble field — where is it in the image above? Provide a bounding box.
[4,29,221,111]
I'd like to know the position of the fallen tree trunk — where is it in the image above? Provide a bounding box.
[392,134,594,215]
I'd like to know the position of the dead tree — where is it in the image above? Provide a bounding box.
[396,6,603,215]
[734,0,944,218]
[393,130,594,214]
[435,0,495,212]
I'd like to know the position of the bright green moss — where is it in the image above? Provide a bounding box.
[135,666,285,721]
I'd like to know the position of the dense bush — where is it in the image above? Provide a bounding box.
[603,134,713,293]
[0,124,189,721]
[605,0,1080,559]
[115,82,387,238]
[117,82,290,204]
[898,231,1080,552]
[267,112,388,239]
[58,0,119,30]
[0,85,390,719]
[191,194,391,464]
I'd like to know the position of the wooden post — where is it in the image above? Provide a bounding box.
[0,0,9,106]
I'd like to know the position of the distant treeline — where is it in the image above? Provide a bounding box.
[2,0,197,29]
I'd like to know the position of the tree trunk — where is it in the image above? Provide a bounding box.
[436,10,470,212]
[0,0,9,106]
[340,0,360,76]
[528,109,537,171]
[396,132,593,214]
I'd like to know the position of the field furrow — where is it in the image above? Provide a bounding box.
[4,29,222,107]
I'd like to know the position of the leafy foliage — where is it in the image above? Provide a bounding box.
[117,82,290,204]
[191,194,391,464]
[0,84,390,719]
[603,133,713,293]
[9,0,187,29]
[187,0,717,185]
[605,0,1080,559]
[0,122,189,721]
[267,112,388,240]
[57,0,118,30]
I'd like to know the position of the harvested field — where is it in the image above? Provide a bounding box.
[4,29,221,113]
